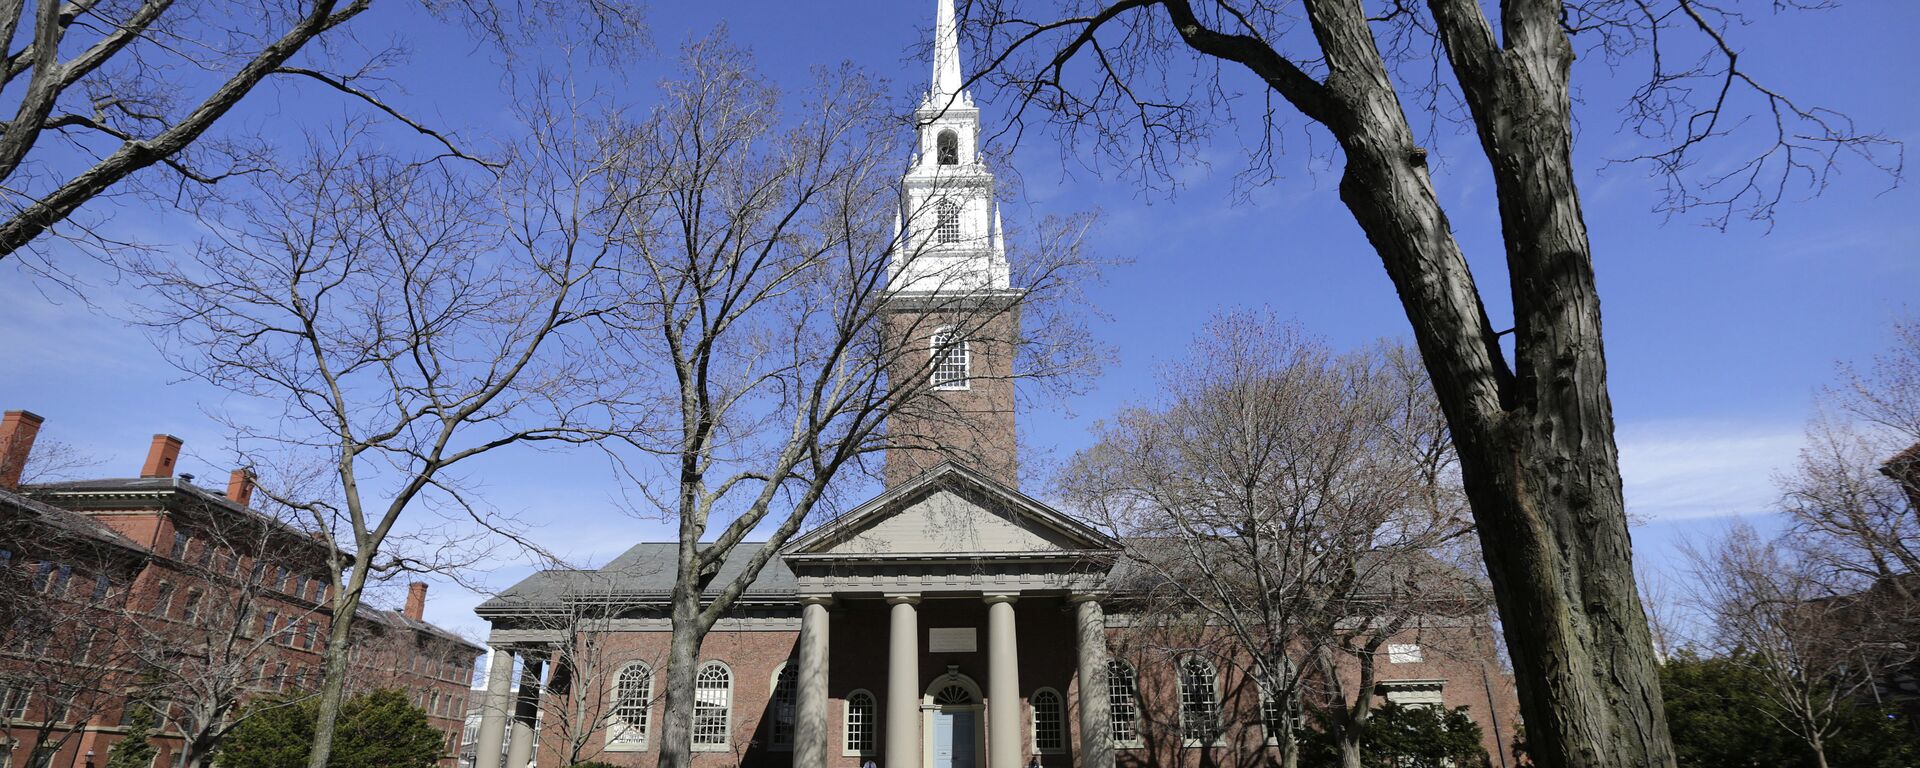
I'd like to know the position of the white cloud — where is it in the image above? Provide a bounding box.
[1617,420,1804,522]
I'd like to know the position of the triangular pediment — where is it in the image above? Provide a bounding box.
[784,462,1118,557]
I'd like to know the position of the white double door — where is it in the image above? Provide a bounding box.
[930,708,978,768]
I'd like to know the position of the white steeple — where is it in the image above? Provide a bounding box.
[889,0,1008,294]
[927,0,973,110]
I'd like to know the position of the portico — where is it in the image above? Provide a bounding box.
[779,461,1123,768]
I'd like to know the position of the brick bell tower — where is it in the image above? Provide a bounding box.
[882,0,1022,489]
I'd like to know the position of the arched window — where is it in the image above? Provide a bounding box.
[843,690,877,756]
[1260,687,1303,746]
[930,328,970,390]
[610,662,653,748]
[1107,660,1141,747]
[1179,656,1222,746]
[935,199,961,244]
[769,662,798,750]
[692,662,732,749]
[1031,687,1066,754]
[937,129,960,165]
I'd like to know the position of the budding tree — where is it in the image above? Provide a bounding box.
[1064,313,1484,768]
[1683,524,1916,768]
[1781,314,1920,594]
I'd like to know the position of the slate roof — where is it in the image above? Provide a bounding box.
[28,476,340,556]
[474,542,799,615]
[354,602,485,652]
[0,485,147,557]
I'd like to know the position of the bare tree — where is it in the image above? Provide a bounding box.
[1781,314,1920,593]
[120,502,333,768]
[1064,313,1482,768]
[1683,524,1915,768]
[528,577,656,767]
[0,0,644,282]
[127,104,647,767]
[946,1,1902,764]
[588,34,1098,767]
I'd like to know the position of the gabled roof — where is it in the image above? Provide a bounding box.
[781,461,1119,558]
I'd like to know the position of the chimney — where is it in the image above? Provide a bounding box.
[0,410,44,489]
[141,434,183,478]
[226,468,256,506]
[403,582,428,621]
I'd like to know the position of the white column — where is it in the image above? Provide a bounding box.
[473,647,514,768]
[985,594,1021,768]
[795,596,832,768]
[1074,596,1113,767]
[886,594,923,768]
[504,655,544,768]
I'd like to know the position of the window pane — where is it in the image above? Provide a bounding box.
[692,663,731,746]
[1032,689,1064,751]
[845,692,875,753]
[1108,661,1139,745]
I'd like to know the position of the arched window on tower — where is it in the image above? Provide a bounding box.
[930,328,970,390]
[937,129,960,165]
[935,198,961,244]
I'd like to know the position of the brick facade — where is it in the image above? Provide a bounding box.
[521,596,1517,768]
[0,413,483,768]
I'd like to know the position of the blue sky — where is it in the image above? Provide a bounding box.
[1,1,1915,643]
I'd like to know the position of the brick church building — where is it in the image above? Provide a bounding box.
[468,3,1520,767]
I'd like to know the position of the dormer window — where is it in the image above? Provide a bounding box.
[937,129,959,165]
[935,199,961,244]
[931,328,970,390]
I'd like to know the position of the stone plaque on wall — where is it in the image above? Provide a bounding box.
[928,627,977,653]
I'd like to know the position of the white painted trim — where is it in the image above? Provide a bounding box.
[1107,659,1144,750]
[1177,655,1223,749]
[690,660,734,752]
[1029,686,1066,754]
[841,689,879,757]
[604,661,653,752]
[921,671,987,768]
[768,661,797,752]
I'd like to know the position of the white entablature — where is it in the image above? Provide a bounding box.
[889,0,1010,295]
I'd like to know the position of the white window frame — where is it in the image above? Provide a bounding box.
[842,689,877,757]
[606,662,653,751]
[1107,660,1143,749]
[768,661,797,751]
[1030,687,1066,754]
[1260,688,1304,747]
[935,198,962,244]
[930,327,970,391]
[690,661,732,751]
[1177,656,1222,748]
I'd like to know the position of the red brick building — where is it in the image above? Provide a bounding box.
[0,410,483,768]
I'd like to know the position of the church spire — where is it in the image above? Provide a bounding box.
[928,0,972,109]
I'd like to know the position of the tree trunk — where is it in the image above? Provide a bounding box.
[1256,1,1677,766]
[655,586,706,768]
[305,564,367,768]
